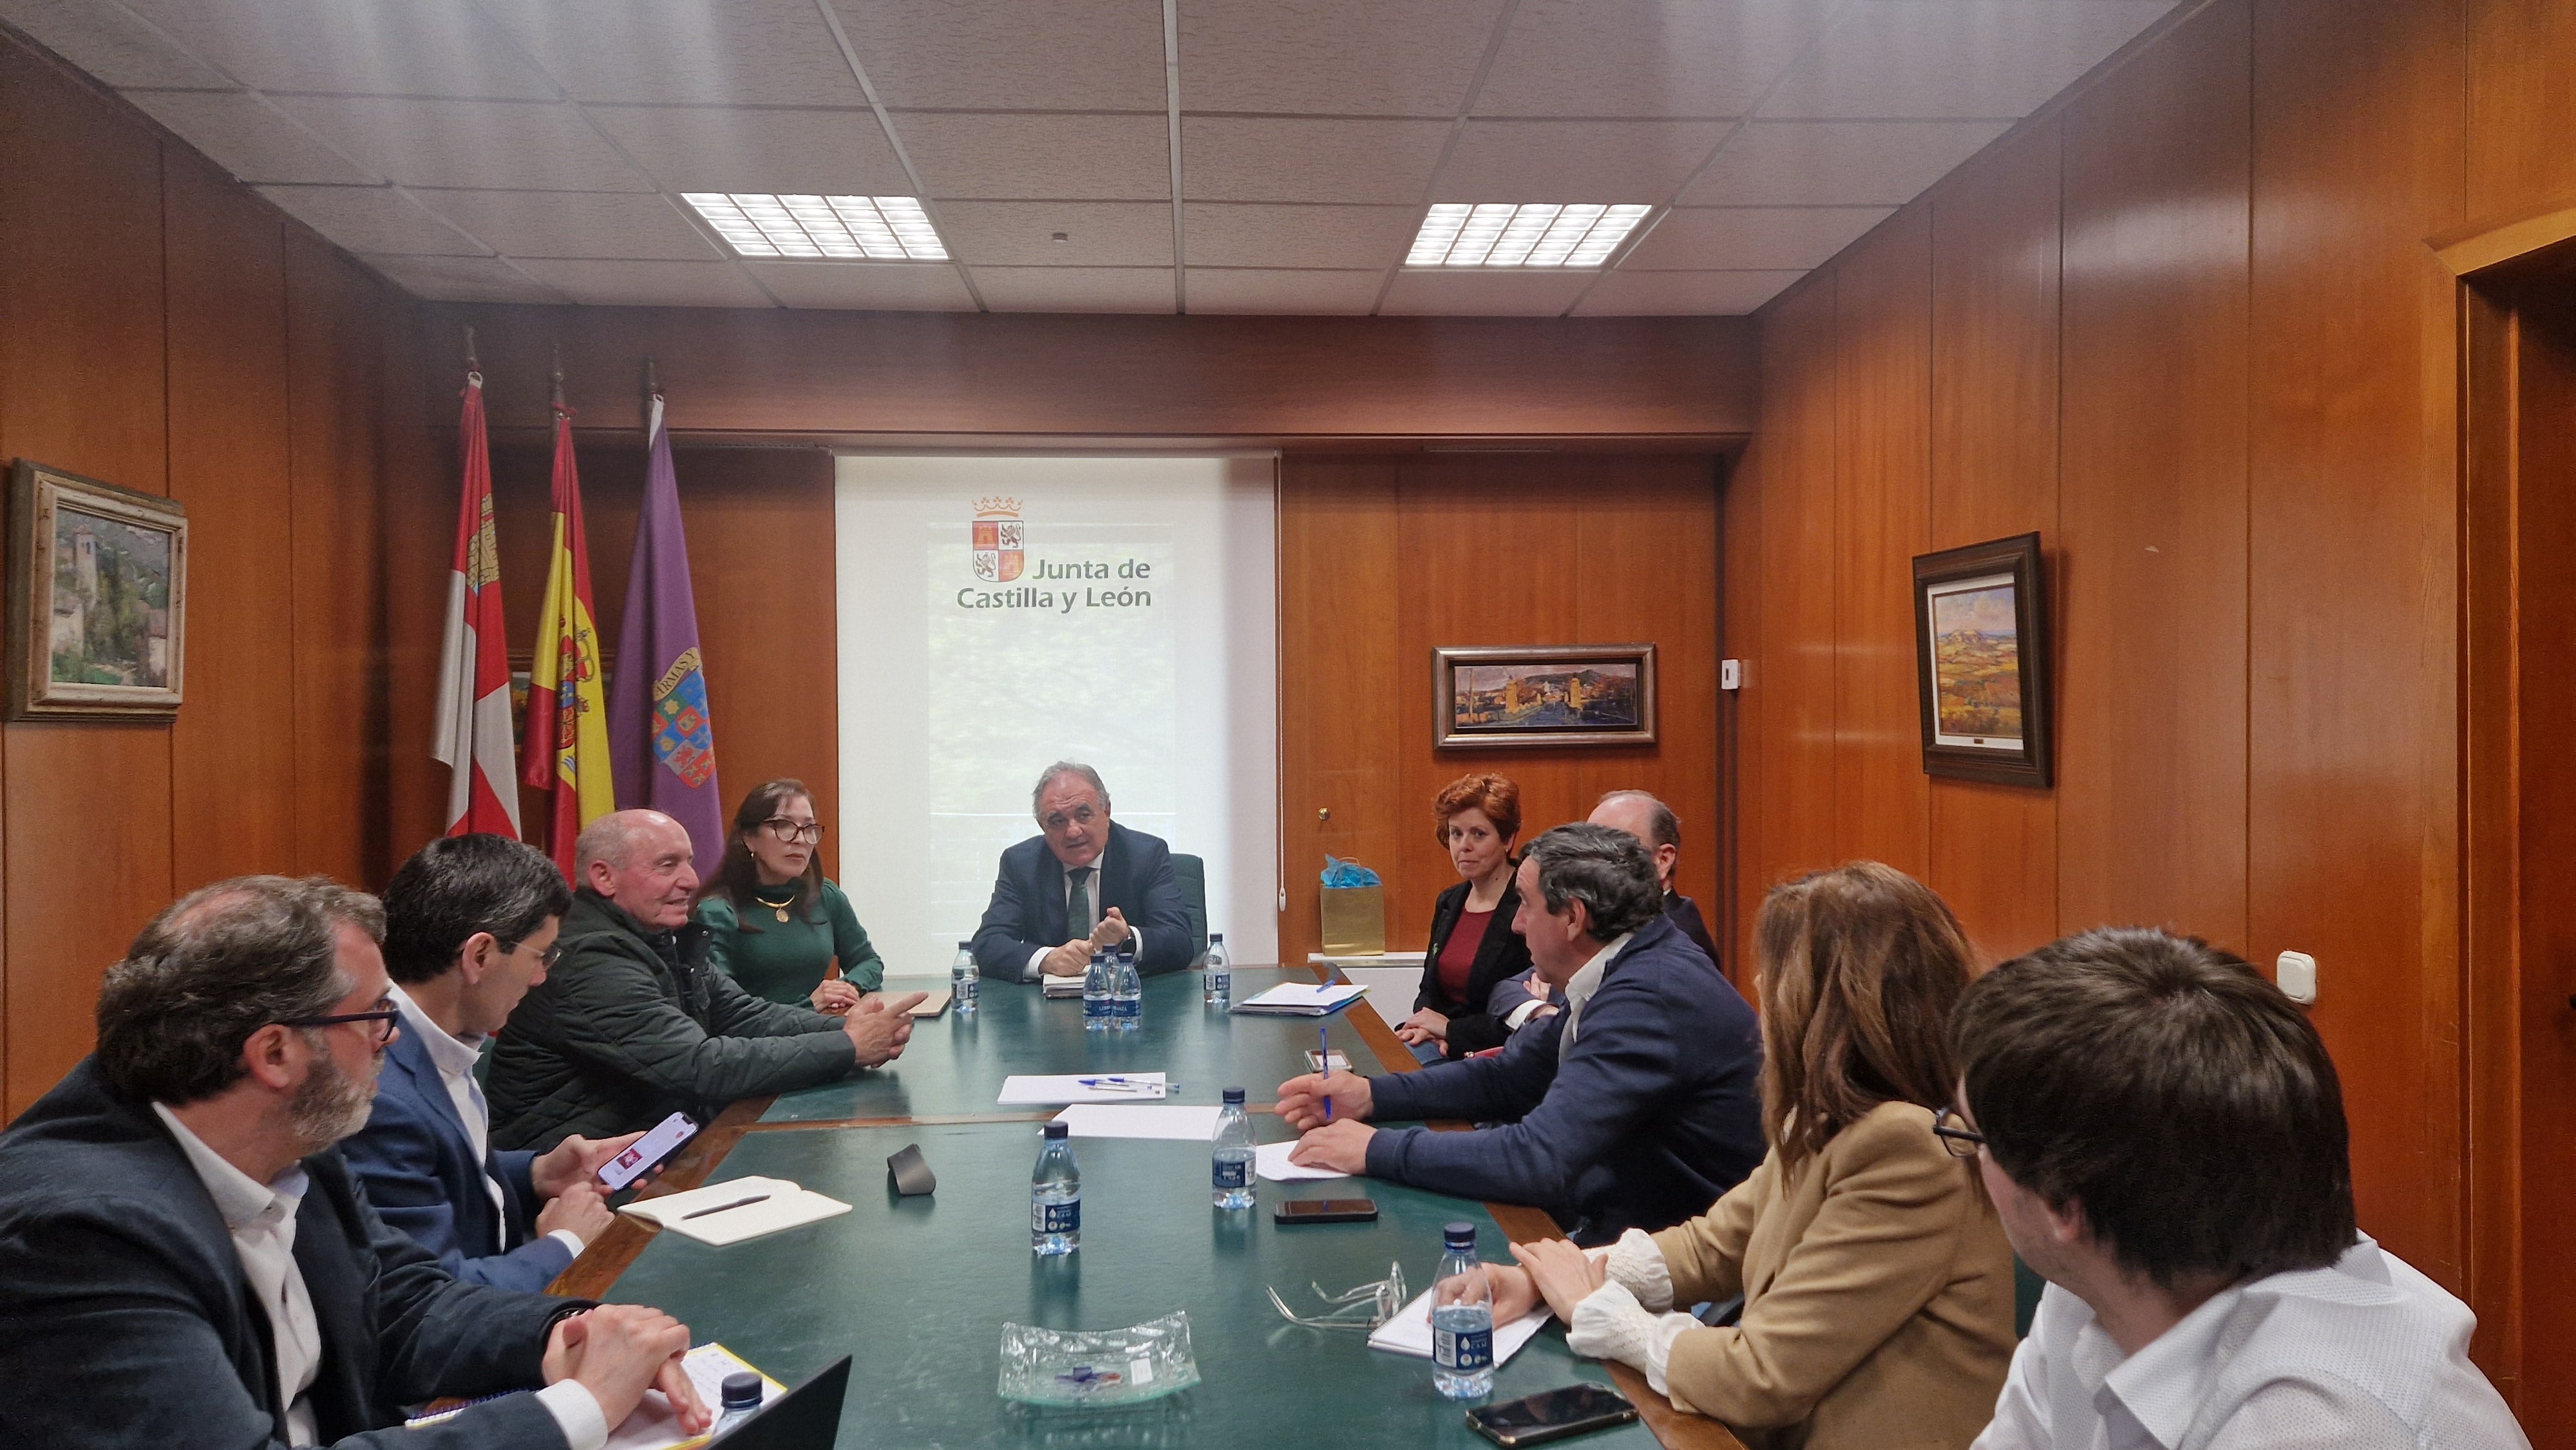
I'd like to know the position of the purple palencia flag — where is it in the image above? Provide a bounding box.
[606,391,724,867]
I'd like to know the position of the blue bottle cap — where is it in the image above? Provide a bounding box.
[1044,1121,1069,1140]
[1222,1087,1245,1104]
[721,1372,762,1411]
[1443,1221,1477,1249]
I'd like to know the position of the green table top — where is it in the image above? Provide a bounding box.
[604,1120,1656,1450]
[761,969,1375,1124]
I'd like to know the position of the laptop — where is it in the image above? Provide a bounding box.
[708,1356,852,1449]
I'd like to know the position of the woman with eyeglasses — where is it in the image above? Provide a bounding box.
[694,778,885,1013]
[1479,862,2015,1450]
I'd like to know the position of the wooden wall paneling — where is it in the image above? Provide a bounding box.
[1720,444,1764,987]
[2054,0,2252,946]
[1829,211,1934,880]
[1753,279,1842,910]
[1925,122,2064,963]
[2246,0,2467,1284]
[0,53,175,1118]
[2467,0,2576,223]
[378,305,450,859]
[165,153,298,891]
[1277,458,1402,966]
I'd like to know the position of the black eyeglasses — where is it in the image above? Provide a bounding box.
[761,818,824,845]
[278,1006,401,1044]
[1931,1106,1987,1159]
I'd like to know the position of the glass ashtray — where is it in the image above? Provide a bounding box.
[998,1312,1202,1408]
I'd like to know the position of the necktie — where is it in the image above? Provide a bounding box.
[1067,867,1094,938]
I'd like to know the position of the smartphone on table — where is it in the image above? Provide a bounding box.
[1466,1384,1639,1447]
[1273,1198,1379,1225]
[596,1111,699,1192]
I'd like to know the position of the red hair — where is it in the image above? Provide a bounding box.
[1433,773,1522,846]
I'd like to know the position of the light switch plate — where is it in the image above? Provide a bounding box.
[2277,950,2317,1005]
[1721,659,1743,690]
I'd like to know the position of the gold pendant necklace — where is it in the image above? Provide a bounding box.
[753,889,796,924]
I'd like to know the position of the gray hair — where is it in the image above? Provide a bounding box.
[1522,824,1663,939]
[1031,761,1111,820]
[95,876,374,1105]
[1597,789,1681,852]
[575,809,674,875]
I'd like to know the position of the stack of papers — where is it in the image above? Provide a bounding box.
[619,1177,851,1247]
[1041,976,1086,999]
[998,1072,1169,1104]
[1052,1104,1224,1140]
[1229,982,1368,1017]
[1367,1290,1551,1367]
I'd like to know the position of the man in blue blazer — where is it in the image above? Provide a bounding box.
[972,761,1193,983]
[345,834,645,1291]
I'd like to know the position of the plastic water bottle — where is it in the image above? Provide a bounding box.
[1211,1087,1255,1208]
[1082,950,1112,1033]
[1202,933,1231,1008]
[1113,945,1142,1032]
[1432,1221,1495,1399]
[951,941,979,1015]
[1030,1121,1081,1255]
[711,1371,762,1435]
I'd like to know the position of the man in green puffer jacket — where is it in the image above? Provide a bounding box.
[489,810,924,1151]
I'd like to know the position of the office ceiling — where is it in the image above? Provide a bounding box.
[0,0,2178,316]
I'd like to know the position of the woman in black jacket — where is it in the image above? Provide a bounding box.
[1396,773,1535,1060]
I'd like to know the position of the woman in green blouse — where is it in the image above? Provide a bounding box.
[694,778,886,1010]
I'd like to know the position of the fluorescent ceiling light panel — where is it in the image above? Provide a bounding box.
[1405,203,1651,268]
[681,193,947,261]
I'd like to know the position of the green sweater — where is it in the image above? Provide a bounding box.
[696,877,886,1004]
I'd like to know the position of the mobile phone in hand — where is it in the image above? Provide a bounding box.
[596,1111,698,1192]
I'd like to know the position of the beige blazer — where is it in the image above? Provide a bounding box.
[1649,1100,2016,1450]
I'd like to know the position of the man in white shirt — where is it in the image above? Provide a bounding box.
[1947,927,2528,1450]
[346,834,647,1292]
[0,874,710,1448]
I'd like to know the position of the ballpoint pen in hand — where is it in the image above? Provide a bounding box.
[1321,1026,1334,1123]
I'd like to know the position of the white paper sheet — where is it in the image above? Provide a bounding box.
[998,1072,1169,1104]
[1052,1104,1224,1140]
[1255,1138,1350,1182]
[1366,1288,1551,1366]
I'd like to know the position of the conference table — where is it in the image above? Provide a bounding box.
[558,966,1742,1450]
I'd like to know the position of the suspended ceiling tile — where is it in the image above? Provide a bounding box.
[1182,203,1419,268]
[509,258,776,307]
[1184,268,1383,315]
[1620,205,1894,270]
[1473,0,1829,119]
[1678,120,2011,206]
[973,266,1175,312]
[1180,0,1508,117]
[898,113,1170,201]
[936,201,1174,266]
[824,0,1166,111]
[126,90,379,185]
[1571,268,1804,315]
[266,97,655,191]
[412,190,720,261]
[481,0,864,107]
[363,254,565,304]
[744,261,980,310]
[1434,120,1727,203]
[256,185,486,255]
[1179,117,1451,205]
[0,0,231,87]
[1761,0,2178,120]
[588,106,912,196]
[1378,267,1595,315]
[120,0,553,99]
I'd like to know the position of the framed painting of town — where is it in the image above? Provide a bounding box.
[1434,644,1657,749]
[8,459,187,721]
[1912,532,2050,787]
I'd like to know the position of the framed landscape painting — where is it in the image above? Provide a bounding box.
[7,459,187,720]
[1435,644,1657,748]
[1912,532,2050,787]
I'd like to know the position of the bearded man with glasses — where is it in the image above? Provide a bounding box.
[972,760,1193,985]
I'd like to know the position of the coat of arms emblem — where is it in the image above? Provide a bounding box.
[972,496,1024,582]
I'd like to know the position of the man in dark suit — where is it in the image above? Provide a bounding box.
[972,761,1193,983]
[345,835,646,1292]
[1591,789,1723,970]
[0,873,708,1448]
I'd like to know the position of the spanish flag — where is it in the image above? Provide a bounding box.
[520,369,614,874]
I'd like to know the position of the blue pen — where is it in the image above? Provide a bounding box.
[1321,1025,1334,1123]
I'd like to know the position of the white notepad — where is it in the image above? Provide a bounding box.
[619,1176,851,1247]
[1366,1288,1551,1366]
[998,1072,1170,1104]
[1254,1139,1349,1182]
[603,1342,784,1449]
[1229,982,1368,1016]
[1052,1104,1224,1140]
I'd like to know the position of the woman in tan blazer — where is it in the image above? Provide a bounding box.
[1484,862,2017,1450]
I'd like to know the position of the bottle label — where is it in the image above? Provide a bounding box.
[1032,1198,1081,1235]
[1213,1158,1250,1189]
[1434,1326,1493,1372]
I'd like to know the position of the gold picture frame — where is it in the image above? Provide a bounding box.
[1434,644,1658,749]
[8,459,187,721]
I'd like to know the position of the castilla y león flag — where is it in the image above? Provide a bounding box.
[520,376,615,874]
[606,386,723,865]
[432,364,521,837]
